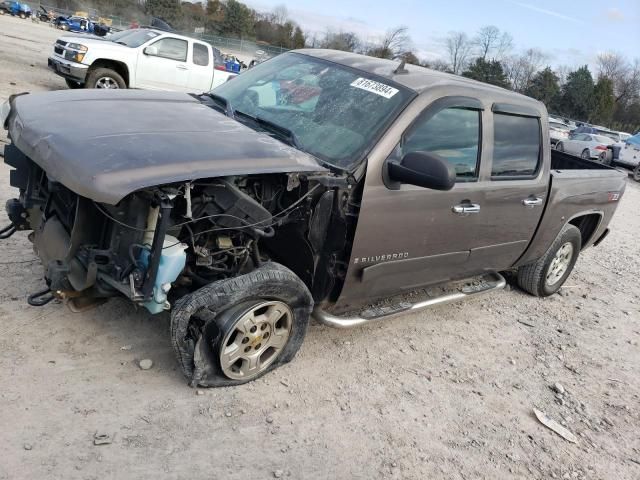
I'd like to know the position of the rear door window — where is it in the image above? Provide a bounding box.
[403,107,481,180]
[193,43,209,66]
[492,113,541,178]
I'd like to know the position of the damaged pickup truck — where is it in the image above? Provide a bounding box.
[1,50,627,387]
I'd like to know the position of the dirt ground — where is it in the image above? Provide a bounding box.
[1,15,639,480]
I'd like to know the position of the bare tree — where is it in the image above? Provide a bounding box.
[271,4,289,25]
[504,48,548,92]
[445,31,472,74]
[321,30,361,53]
[474,25,513,61]
[368,26,411,59]
[597,52,640,106]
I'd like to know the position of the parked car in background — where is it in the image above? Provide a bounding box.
[556,133,614,159]
[48,28,236,91]
[0,1,31,18]
[616,133,640,180]
[54,15,108,36]
[549,120,571,147]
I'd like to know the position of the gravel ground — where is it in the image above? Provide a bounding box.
[1,15,639,480]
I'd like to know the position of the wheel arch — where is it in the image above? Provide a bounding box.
[568,212,603,249]
[88,59,130,86]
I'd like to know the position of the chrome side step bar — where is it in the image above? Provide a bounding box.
[313,272,506,329]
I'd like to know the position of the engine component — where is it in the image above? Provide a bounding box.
[139,235,187,314]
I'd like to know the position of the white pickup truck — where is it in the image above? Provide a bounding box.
[47,28,236,92]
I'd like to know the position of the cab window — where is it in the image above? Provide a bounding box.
[193,43,209,67]
[491,113,540,178]
[402,107,481,180]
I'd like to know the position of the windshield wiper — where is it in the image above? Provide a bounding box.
[234,110,301,149]
[206,93,234,117]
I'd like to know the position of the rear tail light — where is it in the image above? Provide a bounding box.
[214,65,227,71]
[595,145,607,151]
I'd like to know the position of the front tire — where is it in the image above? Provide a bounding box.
[85,67,126,89]
[170,262,313,387]
[581,149,591,159]
[634,164,640,182]
[556,142,564,152]
[517,224,581,297]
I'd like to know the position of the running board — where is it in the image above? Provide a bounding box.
[313,272,506,329]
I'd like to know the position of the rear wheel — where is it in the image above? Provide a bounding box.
[581,149,591,159]
[19,12,25,19]
[86,67,126,89]
[517,224,581,297]
[633,164,640,182]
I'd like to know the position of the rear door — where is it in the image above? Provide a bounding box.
[467,105,547,272]
[187,42,214,92]
[135,36,189,91]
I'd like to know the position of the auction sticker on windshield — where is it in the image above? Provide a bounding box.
[350,78,399,99]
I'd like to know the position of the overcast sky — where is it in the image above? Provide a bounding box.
[246,0,640,67]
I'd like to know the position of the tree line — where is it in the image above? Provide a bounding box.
[43,1,639,133]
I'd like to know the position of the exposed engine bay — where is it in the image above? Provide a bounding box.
[5,145,359,314]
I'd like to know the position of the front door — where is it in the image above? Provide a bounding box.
[136,37,189,91]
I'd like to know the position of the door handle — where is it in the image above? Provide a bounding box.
[522,197,543,207]
[452,204,481,215]
[176,65,188,70]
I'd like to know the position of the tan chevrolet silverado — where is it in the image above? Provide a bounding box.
[1,49,626,387]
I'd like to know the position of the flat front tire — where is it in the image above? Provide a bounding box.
[170,262,313,387]
[517,224,582,297]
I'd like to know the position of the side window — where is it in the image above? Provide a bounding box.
[151,38,187,62]
[193,43,209,67]
[403,107,481,180]
[492,113,540,178]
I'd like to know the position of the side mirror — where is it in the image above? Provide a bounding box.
[144,45,158,56]
[387,152,456,190]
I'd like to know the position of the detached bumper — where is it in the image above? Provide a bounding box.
[47,56,89,83]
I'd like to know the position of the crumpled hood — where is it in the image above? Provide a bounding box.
[8,90,326,204]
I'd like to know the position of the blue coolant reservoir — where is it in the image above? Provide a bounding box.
[140,236,187,314]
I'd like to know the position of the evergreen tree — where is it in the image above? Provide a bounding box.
[462,58,510,88]
[525,67,560,108]
[559,66,594,120]
[591,77,615,125]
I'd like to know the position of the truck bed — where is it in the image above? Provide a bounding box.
[550,149,614,171]
[516,149,627,266]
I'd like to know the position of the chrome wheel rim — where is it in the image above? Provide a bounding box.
[546,242,574,287]
[219,300,292,380]
[95,77,119,89]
